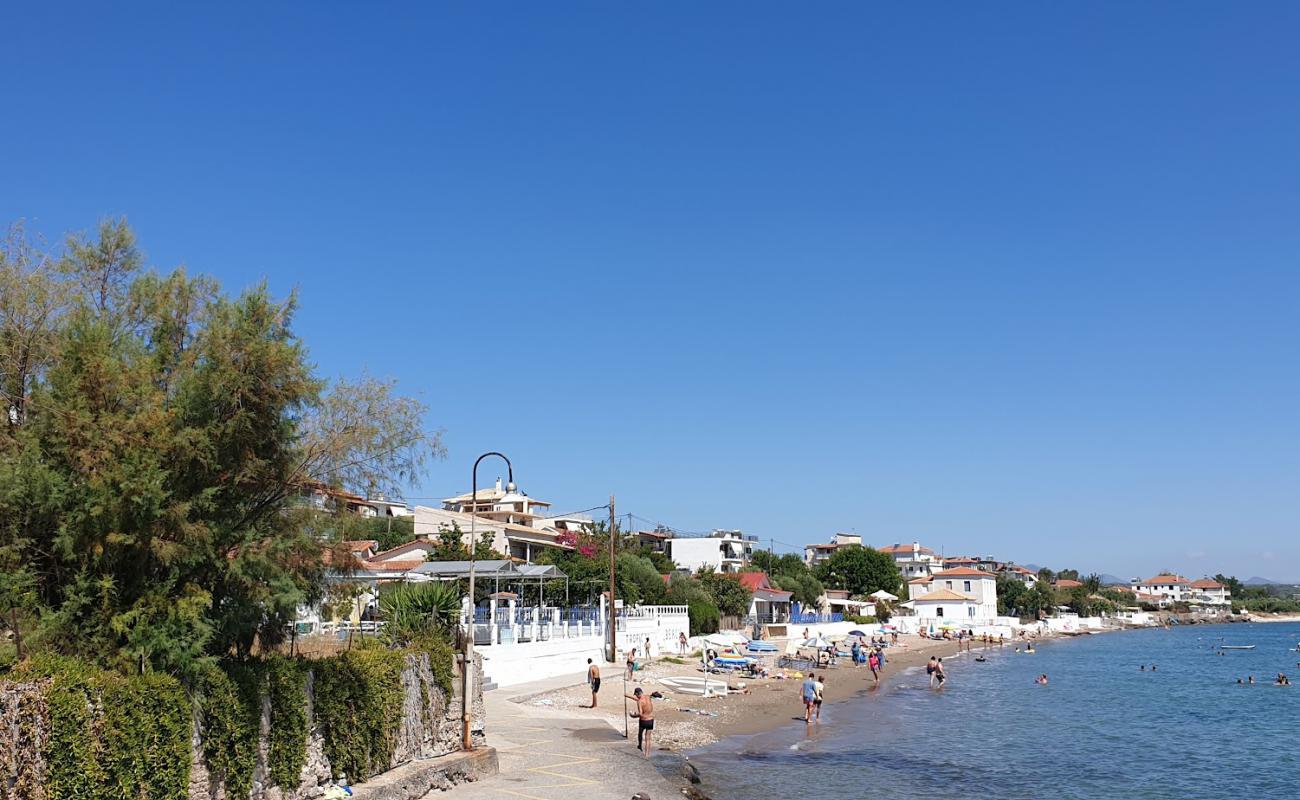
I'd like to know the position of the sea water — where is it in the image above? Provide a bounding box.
[687,623,1299,800]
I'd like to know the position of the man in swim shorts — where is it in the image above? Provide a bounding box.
[626,687,654,756]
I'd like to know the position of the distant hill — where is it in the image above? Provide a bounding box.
[1021,563,1042,573]
[1097,573,1128,586]
[1243,576,1287,586]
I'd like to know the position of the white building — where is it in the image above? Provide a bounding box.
[1187,578,1231,606]
[1131,574,1190,603]
[670,529,752,574]
[878,542,942,579]
[803,533,862,567]
[907,567,999,619]
[998,563,1038,586]
[904,588,985,623]
[411,504,570,564]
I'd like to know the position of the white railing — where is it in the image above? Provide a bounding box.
[618,605,689,619]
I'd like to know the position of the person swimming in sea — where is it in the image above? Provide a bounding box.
[1140,664,1146,671]
[1035,674,1048,685]
[1247,675,1255,684]
[1236,678,1243,684]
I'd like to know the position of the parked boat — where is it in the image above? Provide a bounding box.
[1220,645,1256,650]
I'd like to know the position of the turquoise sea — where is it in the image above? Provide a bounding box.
[688,623,1300,800]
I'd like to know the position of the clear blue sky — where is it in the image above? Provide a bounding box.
[5,3,1299,581]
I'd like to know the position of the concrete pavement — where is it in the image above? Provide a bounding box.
[439,673,685,800]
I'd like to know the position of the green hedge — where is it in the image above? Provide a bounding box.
[266,656,309,789]
[314,646,407,782]
[7,638,455,798]
[16,655,191,800]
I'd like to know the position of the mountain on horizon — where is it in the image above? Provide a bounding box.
[1243,576,1287,586]
[1097,573,1128,586]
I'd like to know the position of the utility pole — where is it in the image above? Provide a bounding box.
[608,493,617,662]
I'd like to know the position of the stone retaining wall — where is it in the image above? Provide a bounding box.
[0,653,485,800]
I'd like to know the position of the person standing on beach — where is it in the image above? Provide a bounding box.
[802,673,817,722]
[813,674,825,721]
[679,631,688,656]
[851,639,861,667]
[934,658,947,688]
[644,637,652,660]
[626,687,655,756]
[876,646,886,670]
[626,647,637,679]
[586,658,601,707]
[868,649,880,683]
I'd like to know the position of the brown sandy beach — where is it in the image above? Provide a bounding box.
[516,634,1002,750]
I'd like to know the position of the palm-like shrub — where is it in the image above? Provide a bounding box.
[378,582,460,643]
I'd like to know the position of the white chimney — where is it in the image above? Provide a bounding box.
[495,476,502,492]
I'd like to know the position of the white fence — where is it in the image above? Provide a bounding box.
[468,604,691,687]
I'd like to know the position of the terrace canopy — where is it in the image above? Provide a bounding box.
[410,560,570,604]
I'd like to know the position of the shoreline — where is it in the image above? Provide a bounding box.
[515,630,1070,752]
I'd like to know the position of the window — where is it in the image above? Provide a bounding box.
[936,607,944,617]
[964,581,971,592]
[945,581,953,590]
[968,606,976,618]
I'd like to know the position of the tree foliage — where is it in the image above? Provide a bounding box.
[814,545,902,598]
[0,219,441,673]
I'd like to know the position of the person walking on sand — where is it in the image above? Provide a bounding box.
[586,658,601,707]
[679,631,688,656]
[802,673,817,722]
[868,649,880,683]
[626,687,655,756]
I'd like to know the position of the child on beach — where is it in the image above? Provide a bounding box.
[868,650,880,683]
[813,674,825,720]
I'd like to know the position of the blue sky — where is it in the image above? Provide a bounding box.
[5,3,1299,581]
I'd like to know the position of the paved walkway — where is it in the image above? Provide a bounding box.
[445,674,682,800]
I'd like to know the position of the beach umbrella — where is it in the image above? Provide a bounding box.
[848,630,868,637]
[802,636,834,648]
[704,632,747,649]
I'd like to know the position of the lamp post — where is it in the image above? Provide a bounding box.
[463,451,514,751]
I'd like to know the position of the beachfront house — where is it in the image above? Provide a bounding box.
[668,529,754,574]
[878,542,942,579]
[1187,578,1231,606]
[908,567,999,619]
[818,588,875,618]
[803,532,862,567]
[902,588,984,624]
[738,572,793,623]
[1131,574,1191,603]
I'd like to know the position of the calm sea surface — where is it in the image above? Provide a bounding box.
[688,623,1299,800]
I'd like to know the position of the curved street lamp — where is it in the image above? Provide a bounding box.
[463,451,514,751]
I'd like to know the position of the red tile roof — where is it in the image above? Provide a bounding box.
[737,572,773,592]
[360,559,424,572]
[1139,575,1187,585]
[1189,578,1224,589]
[343,540,379,552]
[878,543,934,556]
[932,567,991,578]
[1054,579,1084,588]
